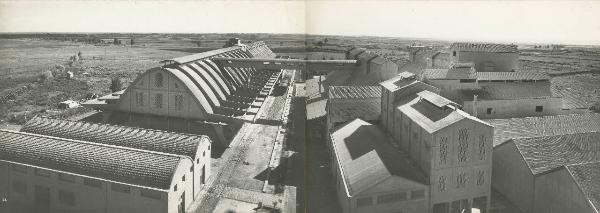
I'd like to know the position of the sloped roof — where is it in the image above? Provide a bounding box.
[511,132,600,175]
[565,162,600,212]
[21,117,209,159]
[457,82,553,101]
[551,86,591,109]
[328,86,382,99]
[380,72,418,91]
[0,130,188,190]
[486,113,600,147]
[422,65,476,80]
[330,119,427,196]
[476,72,549,81]
[450,42,518,53]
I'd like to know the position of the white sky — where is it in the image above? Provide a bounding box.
[1,0,599,45]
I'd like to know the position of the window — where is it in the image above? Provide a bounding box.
[438,176,447,192]
[457,128,469,162]
[536,106,543,112]
[208,145,211,150]
[190,166,194,172]
[452,51,456,57]
[439,137,448,165]
[377,192,407,204]
[174,184,178,192]
[35,168,50,177]
[58,190,75,206]
[84,178,102,188]
[12,164,28,173]
[58,173,76,183]
[356,197,372,207]
[136,92,144,107]
[411,190,425,200]
[111,183,131,194]
[486,108,493,115]
[154,93,163,108]
[141,189,162,200]
[456,172,468,188]
[479,136,487,160]
[12,180,27,194]
[203,151,206,157]
[182,175,186,182]
[197,158,200,164]
[155,73,163,87]
[477,170,485,186]
[174,95,184,110]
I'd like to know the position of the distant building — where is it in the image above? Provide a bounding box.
[422,65,566,119]
[449,42,519,72]
[492,132,600,213]
[0,130,193,213]
[326,86,382,139]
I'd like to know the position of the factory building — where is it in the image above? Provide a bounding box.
[20,117,211,200]
[0,130,194,213]
[326,73,494,213]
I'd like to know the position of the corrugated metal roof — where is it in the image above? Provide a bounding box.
[330,119,427,196]
[0,130,187,190]
[486,113,600,147]
[476,72,550,81]
[565,162,600,212]
[328,86,382,99]
[511,132,600,175]
[450,42,518,53]
[21,117,210,159]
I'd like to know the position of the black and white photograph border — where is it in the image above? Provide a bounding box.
[0,1,599,213]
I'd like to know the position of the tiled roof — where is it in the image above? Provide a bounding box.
[551,86,591,109]
[422,64,476,80]
[0,130,188,190]
[328,86,382,99]
[565,162,600,212]
[486,113,600,147]
[328,100,380,123]
[21,117,209,159]
[511,132,600,175]
[450,42,518,53]
[457,82,553,101]
[476,72,550,81]
[330,119,427,196]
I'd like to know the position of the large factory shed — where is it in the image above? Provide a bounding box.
[21,116,212,200]
[0,130,194,213]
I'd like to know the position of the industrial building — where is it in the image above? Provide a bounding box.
[0,130,194,213]
[326,73,494,213]
[492,132,600,213]
[20,116,212,200]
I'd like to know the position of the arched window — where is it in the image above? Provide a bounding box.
[154,73,163,88]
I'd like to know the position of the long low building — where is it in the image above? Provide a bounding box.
[20,116,212,200]
[0,130,194,213]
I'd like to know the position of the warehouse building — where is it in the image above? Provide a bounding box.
[0,130,194,213]
[20,116,211,200]
[327,73,494,213]
[492,132,600,213]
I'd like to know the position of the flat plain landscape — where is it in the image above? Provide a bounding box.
[1,33,599,127]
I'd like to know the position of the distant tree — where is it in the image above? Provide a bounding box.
[324,38,329,44]
[39,70,53,82]
[316,41,324,47]
[110,77,123,92]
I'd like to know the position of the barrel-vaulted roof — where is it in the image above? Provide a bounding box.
[0,130,189,190]
[21,117,210,159]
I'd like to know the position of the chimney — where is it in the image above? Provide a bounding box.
[473,95,478,117]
